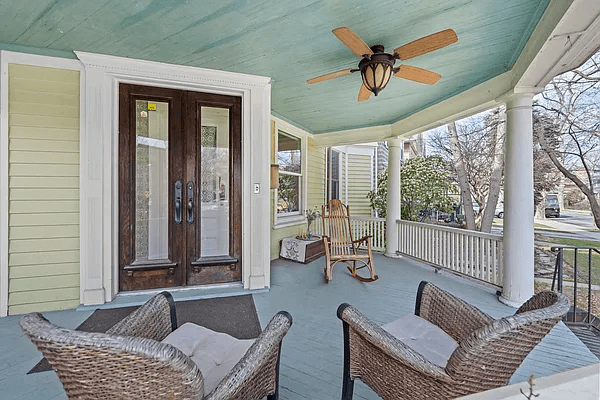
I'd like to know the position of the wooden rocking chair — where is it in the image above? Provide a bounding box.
[321,200,378,283]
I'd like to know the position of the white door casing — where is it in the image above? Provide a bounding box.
[75,52,272,305]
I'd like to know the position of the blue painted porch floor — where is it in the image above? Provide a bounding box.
[1,254,598,400]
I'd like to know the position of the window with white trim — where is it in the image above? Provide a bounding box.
[277,131,302,216]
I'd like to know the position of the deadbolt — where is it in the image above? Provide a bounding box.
[186,181,194,224]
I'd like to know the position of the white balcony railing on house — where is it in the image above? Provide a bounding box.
[397,220,504,288]
[312,216,386,252]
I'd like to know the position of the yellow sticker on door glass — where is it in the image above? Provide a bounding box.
[148,103,157,111]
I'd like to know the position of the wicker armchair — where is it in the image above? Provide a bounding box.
[20,292,293,400]
[321,199,378,282]
[337,281,570,400]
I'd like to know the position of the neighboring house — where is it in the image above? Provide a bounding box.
[376,141,389,175]
[592,168,600,195]
[376,132,426,172]
[329,144,377,218]
[403,132,427,161]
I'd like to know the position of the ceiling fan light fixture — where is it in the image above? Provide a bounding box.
[306,27,457,102]
[359,54,395,96]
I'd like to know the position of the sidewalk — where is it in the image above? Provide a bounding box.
[535,228,600,242]
[564,209,595,215]
[491,224,600,243]
[535,277,600,291]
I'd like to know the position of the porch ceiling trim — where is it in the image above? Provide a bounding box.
[313,124,393,147]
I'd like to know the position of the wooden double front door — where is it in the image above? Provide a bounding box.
[119,84,242,291]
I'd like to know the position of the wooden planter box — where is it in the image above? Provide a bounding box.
[280,237,325,264]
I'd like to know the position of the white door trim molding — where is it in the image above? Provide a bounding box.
[0,51,84,316]
[75,52,272,304]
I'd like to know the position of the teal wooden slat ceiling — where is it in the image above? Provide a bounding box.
[0,0,550,134]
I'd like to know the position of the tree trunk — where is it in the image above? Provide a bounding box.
[480,110,505,233]
[539,134,600,229]
[534,192,546,219]
[448,122,476,229]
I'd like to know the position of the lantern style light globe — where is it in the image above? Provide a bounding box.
[358,48,395,96]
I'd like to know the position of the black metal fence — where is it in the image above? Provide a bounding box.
[551,245,600,330]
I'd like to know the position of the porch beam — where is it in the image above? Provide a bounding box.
[385,138,402,258]
[500,92,536,308]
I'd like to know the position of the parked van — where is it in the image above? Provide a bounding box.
[545,194,560,218]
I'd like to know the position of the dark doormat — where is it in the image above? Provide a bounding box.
[28,294,261,374]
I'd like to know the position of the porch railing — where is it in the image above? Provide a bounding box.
[312,216,386,252]
[551,246,600,331]
[396,220,504,288]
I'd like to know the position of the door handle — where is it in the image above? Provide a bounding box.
[174,180,182,224]
[186,181,194,224]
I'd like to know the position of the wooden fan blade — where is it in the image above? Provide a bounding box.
[394,29,458,61]
[333,27,374,57]
[307,68,354,84]
[358,83,371,102]
[394,65,441,84]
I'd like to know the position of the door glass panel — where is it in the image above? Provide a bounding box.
[200,107,230,257]
[135,100,169,261]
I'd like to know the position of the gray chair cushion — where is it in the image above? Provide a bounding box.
[382,314,458,368]
[162,322,254,394]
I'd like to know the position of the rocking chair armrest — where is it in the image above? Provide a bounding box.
[206,311,293,400]
[106,291,177,341]
[337,304,453,384]
[351,236,372,246]
[415,281,494,342]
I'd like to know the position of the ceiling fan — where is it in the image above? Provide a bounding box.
[307,27,458,101]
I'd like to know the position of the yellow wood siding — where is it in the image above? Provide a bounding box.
[307,137,325,210]
[347,154,373,217]
[8,64,80,315]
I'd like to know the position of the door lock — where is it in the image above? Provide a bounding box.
[186,181,194,224]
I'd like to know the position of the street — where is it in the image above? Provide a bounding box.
[536,210,600,241]
[556,210,598,231]
[492,209,600,242]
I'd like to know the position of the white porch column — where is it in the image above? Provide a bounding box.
[501,93,535,307]
[385,138,402,258]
